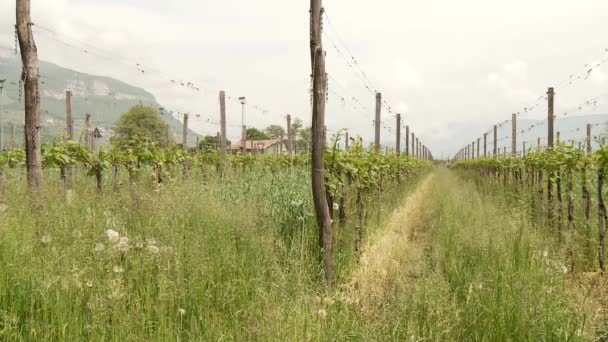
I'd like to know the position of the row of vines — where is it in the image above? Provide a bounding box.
[451,143,608,272]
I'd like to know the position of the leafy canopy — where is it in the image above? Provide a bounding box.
[113,105,169,146]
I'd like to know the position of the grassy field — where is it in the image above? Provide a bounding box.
[0,167,605,340]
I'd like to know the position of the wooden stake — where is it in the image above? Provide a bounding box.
[587,123,592,153]
[493,125,497,156]
[310,0,333,285]
[16,0,43,192]
[547,87,555,148]
[219,91,227,161]
[483,133,487,157]
[84,113,91,148]
[512,113,517,156]
[287,114,293,156]
[405,125,410,156]
[182,113,189,149]
[345,131,349,150]
[396,114,401,156]
[66,90,73,140]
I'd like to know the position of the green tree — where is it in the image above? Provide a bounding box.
[246,128,270,140]
[113,105,168,146]
[198,135,231,150]
[265,125,286,140]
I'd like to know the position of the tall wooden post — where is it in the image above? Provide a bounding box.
[472,141,475,160]
[66,90,73,140]
[219,91,227,161]
[345,131,349,149]
[310,0,333,286]
[523,142,526,157]
[412,133,416,158]
[84,113,91,148]
[477,138,480,159]
[16,0,43,191]
[483,133,487,157]
[512,113,517,156]
[493,125,498,156]
[182,113,189,149]
[374,92,381,151]
[547,87,555,149]
[538,137,541,150]
[405,125,410,156]
[587,123,592,153]
[416,138,419,159]
[395,114,401,156]
[556,131,561,143]
[287,114,293,156]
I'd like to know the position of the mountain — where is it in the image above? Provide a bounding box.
[0,47,197,146]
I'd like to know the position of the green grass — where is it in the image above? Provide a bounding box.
[0,166,600,340]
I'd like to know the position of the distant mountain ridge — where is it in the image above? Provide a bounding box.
[0,47,196,145]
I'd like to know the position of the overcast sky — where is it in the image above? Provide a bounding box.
[1,0,608,158]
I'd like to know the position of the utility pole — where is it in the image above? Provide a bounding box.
[395,114,401,156]
[310,0,333,286]
[405,125,410,156]
[374,92,381,151]
[512,113,517,156]
[287,114,293,157]
[16,0,43,192]
[66,90,73,140]
[493,125,497,156]
[219,91,227,161]
[548,87,555,149]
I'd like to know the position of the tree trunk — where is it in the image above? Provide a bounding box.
[16,0,43,194]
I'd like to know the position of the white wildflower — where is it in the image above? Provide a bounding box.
[178,308,186,316]
[135,241,144,249]
[316,309,327,319]
[147,245,160,254]
[105,229,120,244]
[114,236,130,253]
[85,280,93,288]
[146,239,157,246]
[332,203,339,211]
[41,234,52,245]
[542,250,548,258]
[113,265,124,274]
[561,264,568,274]
[93,243,105,252]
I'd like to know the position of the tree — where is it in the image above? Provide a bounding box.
[265,125,286,140]
[245,128,269,140]
[198,135,231,151]
[113,105,169,146]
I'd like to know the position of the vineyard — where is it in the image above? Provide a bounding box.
[2,0,608,340]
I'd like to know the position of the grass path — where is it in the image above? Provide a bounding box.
[343,169,600,340]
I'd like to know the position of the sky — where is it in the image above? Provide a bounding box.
[1,0,608,159]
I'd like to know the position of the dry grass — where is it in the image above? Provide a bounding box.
[349,174,434,311]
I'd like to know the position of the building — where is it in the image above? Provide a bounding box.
[228,139,288,155]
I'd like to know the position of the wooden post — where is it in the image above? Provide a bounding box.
[411,133,415,158]
[556,131,560,143]
[16,0,43,192]
[9,124,15,150]
[286,114,293,157]
[512,113,517,156]
[374,92,381,151]
[219,91,227,162]
[547,87,555,148]
[405,125,410,156]
[66,90,73,140]
[84,113,91,148]
[538,137,541,150]
[503,146,506,156]
[310,0,333,285]
[523,141,526,157]
[182,113,189,149]
[493,125,497,156]
[483,133,487,157]
[395,114,401,156]
[477,138,480,158]
[587,123,592,153]
[345,131,349,150]
[472,141,475,160]
[416,138,419,159]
